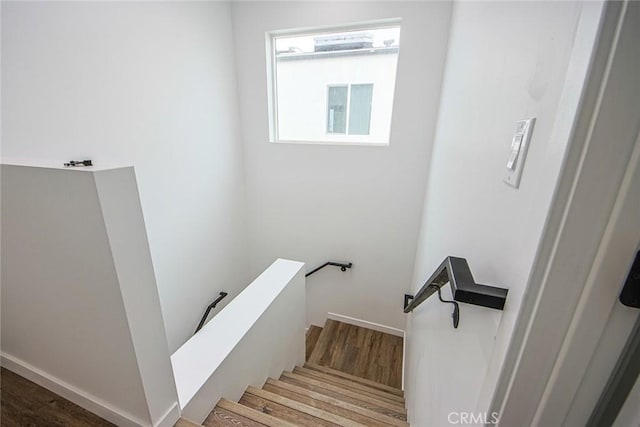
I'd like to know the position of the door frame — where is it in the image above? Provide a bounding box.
[587,313,640,426]
[490,1,640,425]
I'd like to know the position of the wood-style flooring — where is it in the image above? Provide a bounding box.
[307,319,403,389]
[0,368,114,427]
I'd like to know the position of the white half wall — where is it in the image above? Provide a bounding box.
[172,259,306,423]
[1,0,249,352]
[231,1,453,331]
[1,164,179,427]
[404,1,603,426]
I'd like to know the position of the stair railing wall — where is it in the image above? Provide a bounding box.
[171,259,306,423]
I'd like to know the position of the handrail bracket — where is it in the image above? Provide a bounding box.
[404,257,508,320]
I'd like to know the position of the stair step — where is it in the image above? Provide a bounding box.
[280,372,407,421]
[306,325,323,361]
[264,378,408,427]
[242,386,364,427]
[304,362,404,397]
[247,387,363,427]
[203,405,264,427]
[293,367,405,406]
[212,398,295,427]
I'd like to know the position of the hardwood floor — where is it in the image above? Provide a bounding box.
[0,368,114,427]
[307,319,404,389]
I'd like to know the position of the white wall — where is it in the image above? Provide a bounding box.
[1,164,179,427]
[277,52,398,143]
[231,1,452,330]
[404,1,598,425]
[1,1,249,352]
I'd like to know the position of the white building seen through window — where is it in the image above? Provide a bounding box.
[269,23,401,145]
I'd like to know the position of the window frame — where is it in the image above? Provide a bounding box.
[266,19,401,146]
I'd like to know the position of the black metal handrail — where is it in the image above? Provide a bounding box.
[404,257,507,325]
[194,291,228,334]
[306,262,353,277]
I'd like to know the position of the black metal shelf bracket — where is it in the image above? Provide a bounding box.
[404,256,508,322]
[306,262,353,278]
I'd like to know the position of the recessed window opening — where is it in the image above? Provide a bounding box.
[268,22,401,145]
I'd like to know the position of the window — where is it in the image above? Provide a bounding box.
[268,22,401,145]
[327,85,348,134]
[327,84,373,136]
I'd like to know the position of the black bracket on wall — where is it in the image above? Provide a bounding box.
[404,256,508,326]
[64,160,93,167]
[405,285,460,328]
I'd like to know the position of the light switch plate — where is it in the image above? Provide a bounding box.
[504,118,535,188]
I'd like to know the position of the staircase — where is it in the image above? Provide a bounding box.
[177,320,407,426]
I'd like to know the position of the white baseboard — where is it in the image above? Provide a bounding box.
[155,402,180,427]
[401,330,407,391]
[1,352,149,427]
[326,312,405,337]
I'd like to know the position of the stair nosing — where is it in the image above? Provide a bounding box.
[294,366,406,404]
[265,378,409,427]
[281,371,407,414]
[304,362,404,396]
[217,397,297,427]
[246,386,366,427]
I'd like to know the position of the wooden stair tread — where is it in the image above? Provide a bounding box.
[265,378,408,427]
[239,388,338,426]
[280,372,407,421]
[204,405,265,427]
[306,325,323,361]
[304,362,404,397]
[293,367,405,405]
[244,386,365,427]
[279,374,406,422]
[261,383,386,427]
[281,371,406,411]
[215,398,295,427]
